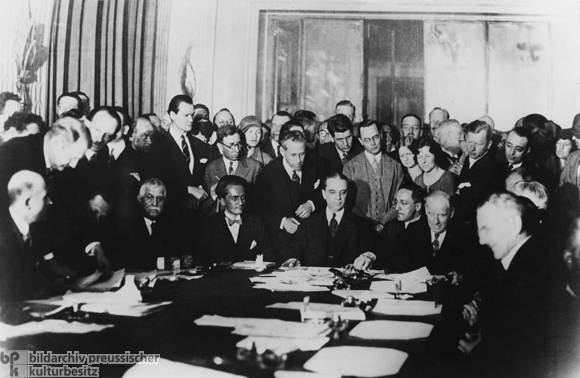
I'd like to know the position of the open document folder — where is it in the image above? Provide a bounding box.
[304,346,408,377]
[25,276,171,317]
[194,315,331,339]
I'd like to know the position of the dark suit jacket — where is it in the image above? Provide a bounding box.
[110,208,179,270]
[280,210,377,267]
[0,134,47,207]
[148,131,207,213]
[0,211,51,303]
[477,235,554,377]
[254,156,330,250]
[261,138,279,160]
[113,145,153,198]
[389,219,476,275]
[72,145,113,197]
[457,151,502,223]
[203,157,262,215]
[318,139,364,174]
[200,211,274,264]
[377,215,427,270]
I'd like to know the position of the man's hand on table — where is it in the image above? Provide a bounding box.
[458,330,482,355]
[281,258,301,268]
[353,252,376,270]
[282,217,301,234]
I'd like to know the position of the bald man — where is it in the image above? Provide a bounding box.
[0,171,53,302]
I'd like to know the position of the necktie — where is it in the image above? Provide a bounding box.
[292,170,300,185]
[507,164,514,173]
[228,161,234,175]
[329,213,339,239]
[341,152,348,165]
[227,217,242,226]
[372,157,380,172]
[22,233,31,247]
[181,135,190,163]
[150,220,156,236]
[432,233,441,256]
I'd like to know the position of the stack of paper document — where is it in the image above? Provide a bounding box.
[303,346,408,377]
[232,260,276,270]
[369,280,427,294]
[372,299,442,316]
[250,268,335,292]
[123,358,248,378]
[266,302,365,321]
[235,336,329,354]
[374,267,431,282]
[194,315,331,339]
[26,276,172,317]
[349,320,433,340]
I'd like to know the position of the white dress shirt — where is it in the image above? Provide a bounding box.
[326,207,345,226]
[364,150,381,168]
[169,127,194,173]
[223,157,239,175]
[225,210,242,243]
[144,217,155,236]
[108,139,126,160]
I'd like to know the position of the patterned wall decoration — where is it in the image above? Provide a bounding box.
[46,0,170,122]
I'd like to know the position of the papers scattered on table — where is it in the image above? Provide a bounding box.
[250,268,336,292]
[303,346,408,377]
[71,269,125,292]
[372,299,442,316]
[0,320,114,341]
[232,260,276,270]
[123,358,248,378]
[369,280,427,294]
[236,336,329,354]
[349,320,434,340]
[194,315,331,339]
[266,302,365,321]
[26,276,172,317]
[332,290,412,300]
[375,267,431,282]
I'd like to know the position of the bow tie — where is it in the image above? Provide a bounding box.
[226,217,242,226]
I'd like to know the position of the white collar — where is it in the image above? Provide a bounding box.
[85,149,96,160]
[282,157,301,178]
[108,139,126,159]
[501,235,532,270]
[169,125,188,146]
[326,207,345,225]
[441,147,459,159]
[224,209,241,221]
[335,145,348,159]
[431,229,447,244]
[468,150,489,167]
[223,156,238,170]
[510,161,523,169]
[43,136,51,170]
[364,150,381,165]
[404,215,421,229]
[9,207,29,237]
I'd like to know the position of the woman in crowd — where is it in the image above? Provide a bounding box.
[398,136,422,185]
[415,137,457,196]
[556,129,578,175]
[238,115,273,166]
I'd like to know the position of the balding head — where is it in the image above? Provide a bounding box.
[7,170,51,224]
[45,117,91,170]
[438,119,463,153]
[130,117,155,154]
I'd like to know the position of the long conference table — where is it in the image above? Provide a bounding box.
[2,268,468,378]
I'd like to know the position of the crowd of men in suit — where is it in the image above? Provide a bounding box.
[0,91,579,376]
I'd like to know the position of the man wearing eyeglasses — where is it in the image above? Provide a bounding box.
[318,114,363,174]
[343,119,404,233]
[203,125,262,215]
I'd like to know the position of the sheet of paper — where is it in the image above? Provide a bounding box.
[370,280,427,294]
[232,260,275,270]
[303,346,408,377]
[253,284,330,292]
[71,269,125,292]
[0,320,114,341]
[372,299,442,316]
[374,266,431,282]
[266,302,365,321]
[194,315,330,339]
[332,290,413,300]
[73,270,103,288]
[275,371,340,378]
[123,358,248,378]
[349,320,434,340]
[236,336,329,353]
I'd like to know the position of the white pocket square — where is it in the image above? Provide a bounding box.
[200,158,208,164]
[250,240,257,250]
[458,182,471,189]
[129,172,141,181]
[313,179,320,189]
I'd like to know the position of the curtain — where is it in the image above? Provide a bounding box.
[47,0,169,122]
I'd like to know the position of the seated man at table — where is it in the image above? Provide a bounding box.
[280,173,378,268]
[199,175,273,264]
[458,192,554,377]
[0,170,55,303]
[110,178,180,270]
[390,190,475,280]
